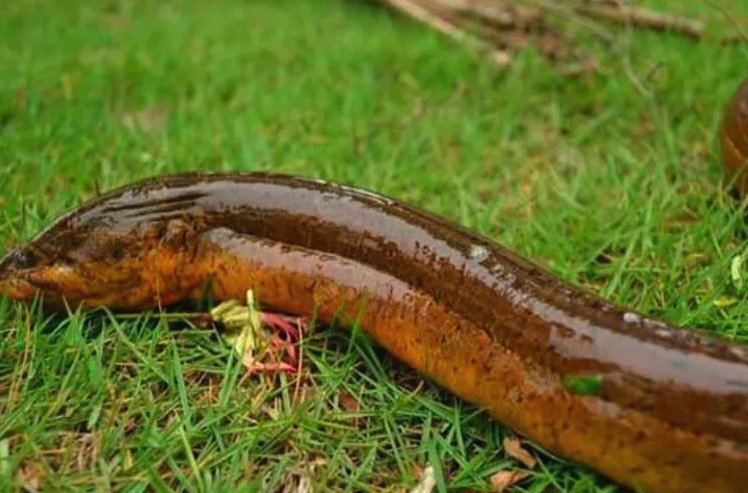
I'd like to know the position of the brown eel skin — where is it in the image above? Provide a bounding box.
[0,79,747,493]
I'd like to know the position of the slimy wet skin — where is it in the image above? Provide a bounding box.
[2,79,748,493]
[722,78,748,194]
[0,213,205,309]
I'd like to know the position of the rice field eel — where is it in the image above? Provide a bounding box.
[1,78,748,492]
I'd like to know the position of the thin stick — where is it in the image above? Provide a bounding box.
[431,0,533,28]
[292,317,304,404]
[381,0,512,66]
[704,0,748,44]
[571,2,705,39]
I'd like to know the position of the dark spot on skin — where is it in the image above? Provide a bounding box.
[57,253,77,267]
[154,223,170,242]
[111,246,125,261]
[732,440,748,454]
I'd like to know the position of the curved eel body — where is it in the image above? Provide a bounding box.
[0,80,747,493]
[722,78,748,195]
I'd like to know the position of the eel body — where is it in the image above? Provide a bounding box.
[1,79,747,493]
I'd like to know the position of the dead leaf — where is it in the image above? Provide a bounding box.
[67,432,100,471]
[310,457,328,468]
[538,32,562,58]
[490,470,530,492]
[339,391,360,412]
[279,467,312,493]
[502,437,537,468]
[490,49,512,67]
[297,475,311,493]
[213,293,303,375]
[409,464,436,493]
[409,463,425,481]
[16,463,43,493]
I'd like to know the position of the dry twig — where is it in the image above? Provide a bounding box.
[381,0,512,66]
[704,0,748,44]
[569,1,705,39]
[377,0,716,75]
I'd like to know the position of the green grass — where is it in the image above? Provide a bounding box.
[1,0,748,491]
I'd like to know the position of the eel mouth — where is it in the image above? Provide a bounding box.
[0,275,40,301]
[0,246,47,301]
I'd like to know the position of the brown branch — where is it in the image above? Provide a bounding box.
[704,0,748,45]
[570,2,705,39]
[377,0,711,77]
[429,0,542,29]
[380,0,512,66]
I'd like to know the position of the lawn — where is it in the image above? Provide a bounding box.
[1,0,747,491]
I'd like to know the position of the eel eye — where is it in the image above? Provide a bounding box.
[10,249,37,269]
